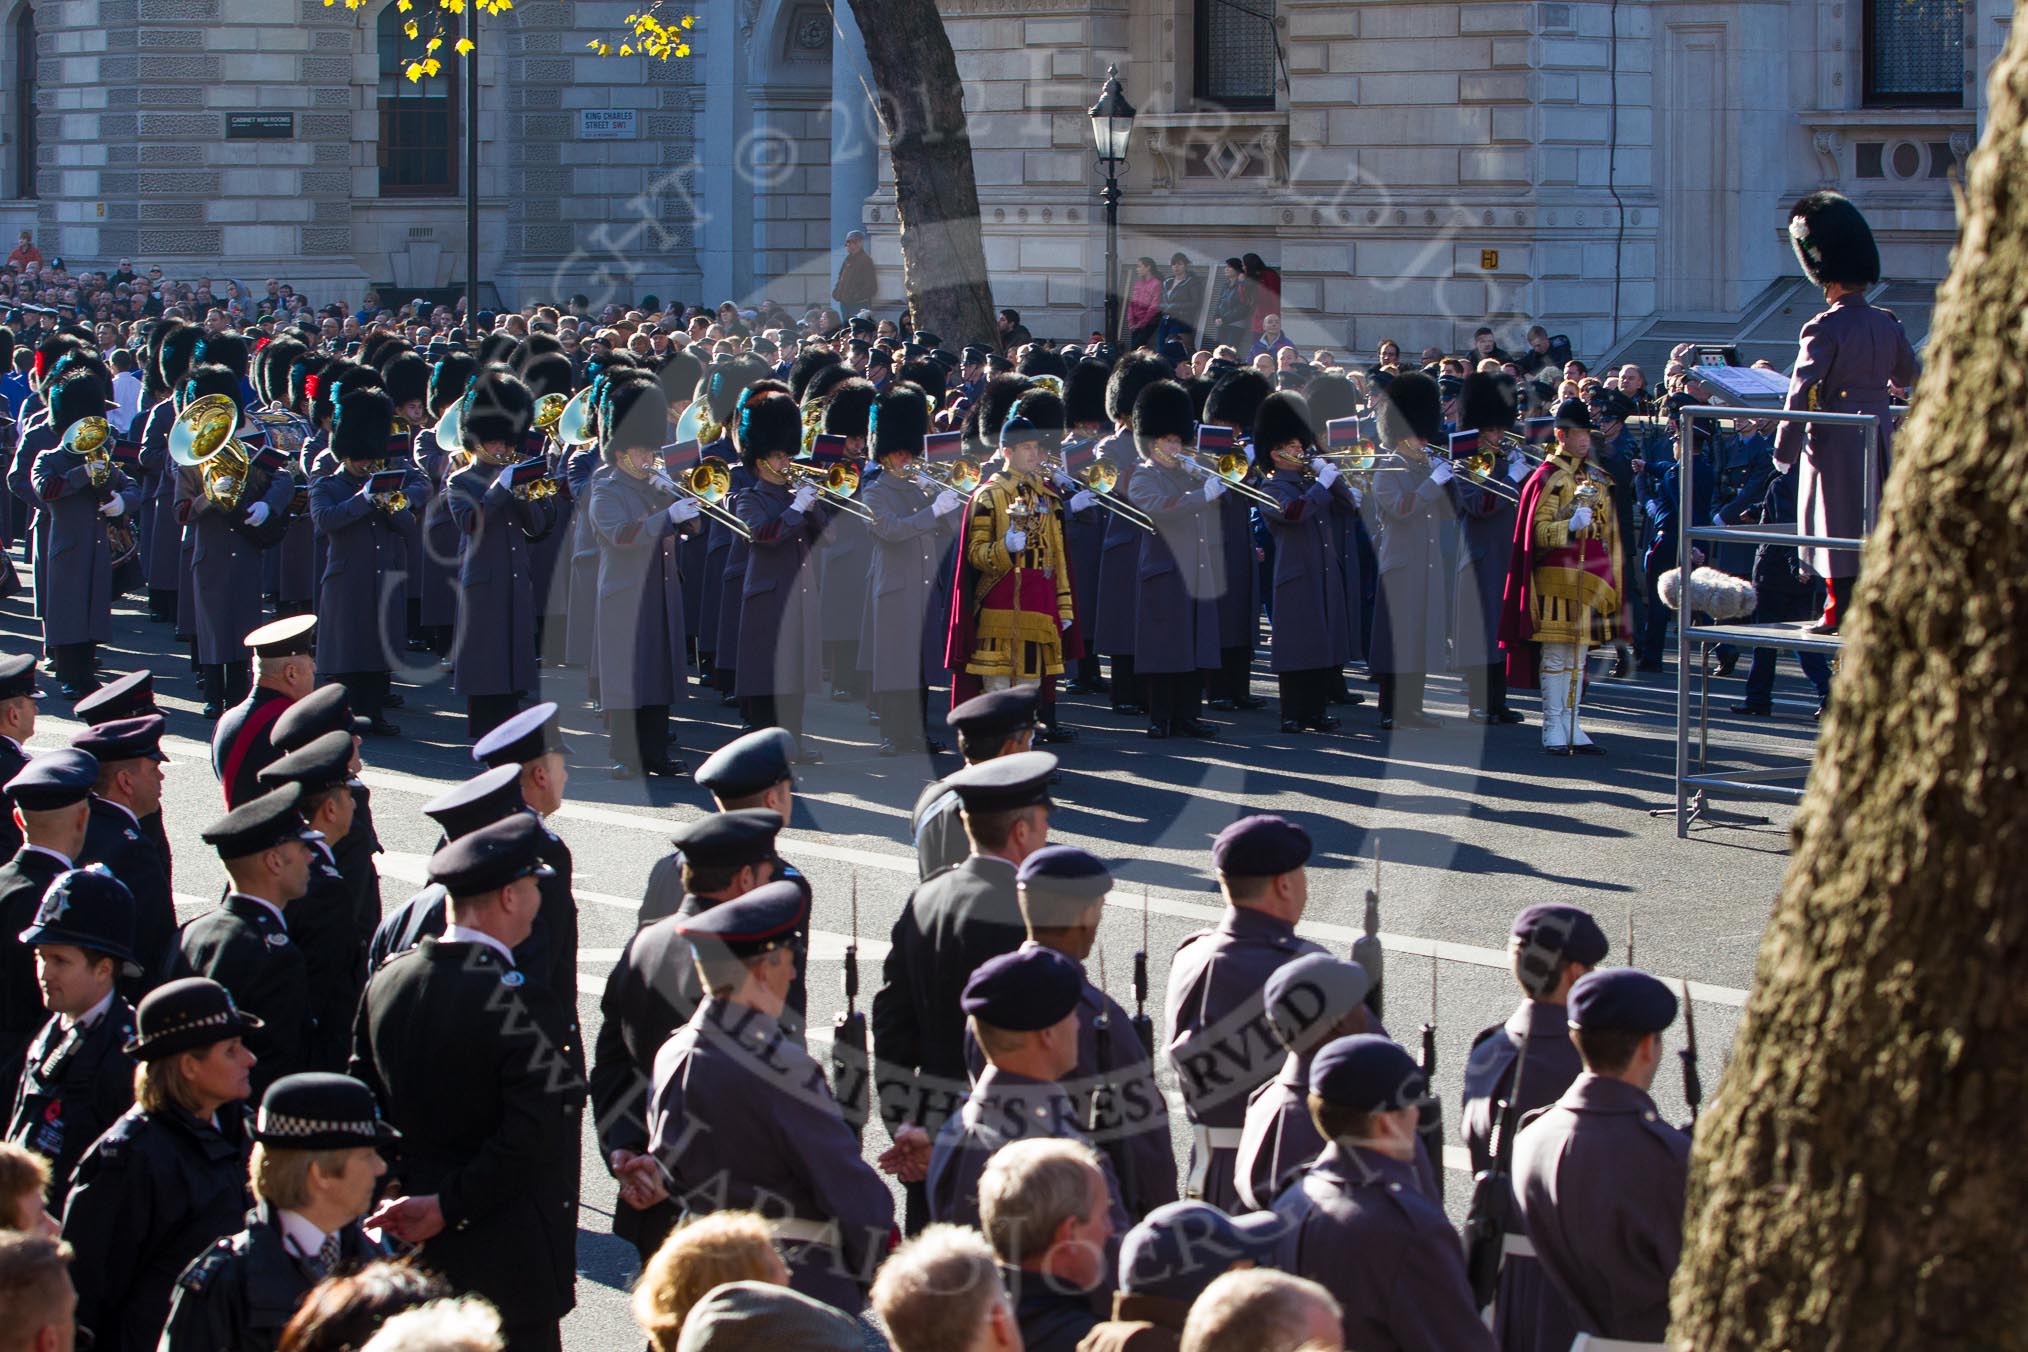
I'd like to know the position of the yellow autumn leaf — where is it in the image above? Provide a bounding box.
[681,13,694,26]
[425,34,442,51]
[455,36,474,53]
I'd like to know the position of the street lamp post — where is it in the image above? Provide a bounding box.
[1089,65,1136,345]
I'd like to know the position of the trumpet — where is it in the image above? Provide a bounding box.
[66,416,113,487]
[1042,454,1154,532]
[361,461,410,514]
[785,458,875,521]
[1178,448,1280,508]
[651,456,752,541]
[170,393,258,512]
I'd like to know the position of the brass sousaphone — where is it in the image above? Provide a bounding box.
[170,393,257,512]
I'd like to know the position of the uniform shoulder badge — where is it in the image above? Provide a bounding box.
[177,1239,239,1294]
[266,932,291,948]
[500,970,525,988]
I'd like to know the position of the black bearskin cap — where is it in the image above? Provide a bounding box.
[737,389,801,464]
[1132,379,1197,447]
[181,363,242,411]
[602,378,669,461]
[332,388,395,462]
[429,353,477,414]
[1205,368,1274,431]
[383,352,431,410]
[1459,371,1519,434]
[192,331,249,378]
[1252,391,1315,457]
[822,378,878,439]
[1379,369,1443,445]
[1303,374,1359,426]
[1105,352,1173,425]
[49,372,108,436]
[788,348,843,403]
[1789,190,1880,288]
[869,385,931,460]
[462,365,535,454]
[1065,358,1112,428]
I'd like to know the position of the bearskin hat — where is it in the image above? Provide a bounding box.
[969,373,1032,447]
[288,354,327,415]
[521,332,563,360]
[476,331,521,369]
[48,371,108,437]
[601,377,670,462]
[1459,370,1519,435]
[1302,374,1360,427]
[868,385,931,461]
[1252,391,1316,458]
[1789,191,1880,288]
[702,356,772,425]
[788,347,843,404]
[1132,379,1197,448]
[383,352,431,411]
[737,389,802,466]
[332,388,395,462]
[1008,388,1065,438]
[895,358,947,404]
[1105,351,1174,426]
[181,362,243,412]
[357,331,398,372]
[462,365,536,455]
[822,377,878,439]
[658,346,704,407]
[1378,369,1443,446]
[1016,346,1068,382]
[193,331,249,378]
[148,319,192,399]
[1065,358,1112,429]
[33,333,84,390]
[428,353,477,415]
[518,351,574,401]
[1553,396,1595,432]
[256,338,306,407]
[1205,368,1274,433]
[806,362,856,408]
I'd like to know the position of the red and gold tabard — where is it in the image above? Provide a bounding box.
[960,468,1074,681]
[1526,448,1620,646]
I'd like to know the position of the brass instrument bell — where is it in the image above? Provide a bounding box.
[170,394,256,511]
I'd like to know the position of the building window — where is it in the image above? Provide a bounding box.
[1863,0,1964,107]
[14,5,34,200]
[1195,0,1277,110]
[377,4,456,196]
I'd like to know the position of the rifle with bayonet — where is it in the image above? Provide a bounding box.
[831,873,870,1138]
[1417,955,1443,1202]
[1352,839,1384,1018]
[1462,1023,1531,1311]
[1678,978,1702,1131]
[1131,885,1154,1056]
[1093,946,1138,1211]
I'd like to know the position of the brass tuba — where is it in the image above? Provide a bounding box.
[65,416,113,487]
[555,386,599,449]
[170,394,256,511]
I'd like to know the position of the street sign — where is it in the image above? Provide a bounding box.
[226,113,294,140]
[580,109,638,140]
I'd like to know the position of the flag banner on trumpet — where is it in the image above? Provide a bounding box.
[1196,425,1235,457]
[661,439,702,472]
[926,431,964,463]
[810,432,849,467]
[1326,417,1363,450]
[1061,438,1099,474]
[112,438,143,465]
[1525,416,1557,445]
[367,469,408,495]
[507,458,550,488]
[1447,429,1481,458]
[252,443,291,473]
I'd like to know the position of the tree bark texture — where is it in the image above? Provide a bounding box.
[1670,23,2028,1352]
[841,0,999,348]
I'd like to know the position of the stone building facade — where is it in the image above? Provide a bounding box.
[0,0,1992,355]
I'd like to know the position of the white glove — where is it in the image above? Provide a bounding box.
[1315,460,1341,489]
[1052,472,1079,494]
[1059,616,1072,631]
[1177,456,1205,478]
[1003,528,1028,555]
[99,495,126,518]
[791,484,820,512]
[1069,490,1097,513]
[493,466,514,492]
[1429,459,1456,486]
[667,497,703,524]
[1507,453,1529,484]
[1348,483,1364,507]
[1203,477,1227,502]
[1568,505,1594,533]
[244,500,271,527]
[932,489,963,517]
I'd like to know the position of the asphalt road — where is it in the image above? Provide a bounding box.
[0,553,1829,1347]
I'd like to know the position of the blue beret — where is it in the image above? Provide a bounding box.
[19,864,135,964]
[1511,904,1610,990]
[201,783,323,859]
[694,727,796,799]
[71,669,151,724]
[1211,814,1312,877]
[70,714,167,765]
[424,764,527,841]
[676,879,806,961]
[1309,1034,1427,1112]
[6,748,99,811]
[1567,968,1678,1035]
[944,750,1057,813]
[670,809,784,869]
[472,701,563,768]
[961,945,1083,1031]
[1016,845,1112,898]
[0,653,41,702]
[998,415,1049,449]
[1120,1202,1288,1301]
[1264,955,1372,1052]
[427,812,555,897]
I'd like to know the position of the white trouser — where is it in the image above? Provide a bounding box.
[1539,641,1590,748]
[982,676,1041,693]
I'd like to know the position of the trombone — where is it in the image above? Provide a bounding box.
[1043,454,1154,532]
[651,456,752,540]
[786,458,876,521]
[904,457,982,496]
[1178,447,1280,509]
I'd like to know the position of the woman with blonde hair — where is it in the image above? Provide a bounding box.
[631,1211,789,1352]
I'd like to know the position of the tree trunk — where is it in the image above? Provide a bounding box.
[1670,22,2028,1352]
[841,0,999,347]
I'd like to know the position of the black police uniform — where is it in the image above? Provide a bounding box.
[0,734,26,861]
[6,993,136,1212]
[81,796,176,991]
[365,822,576,997]
[64,1101,256,1352]
[74,672,176,886]
[211,686,297,810]
[0,845,71,1082]
[909,687,1039,882]
[175,894,311,1097]
[160,1200,389,1352]
[270,686,384,950]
